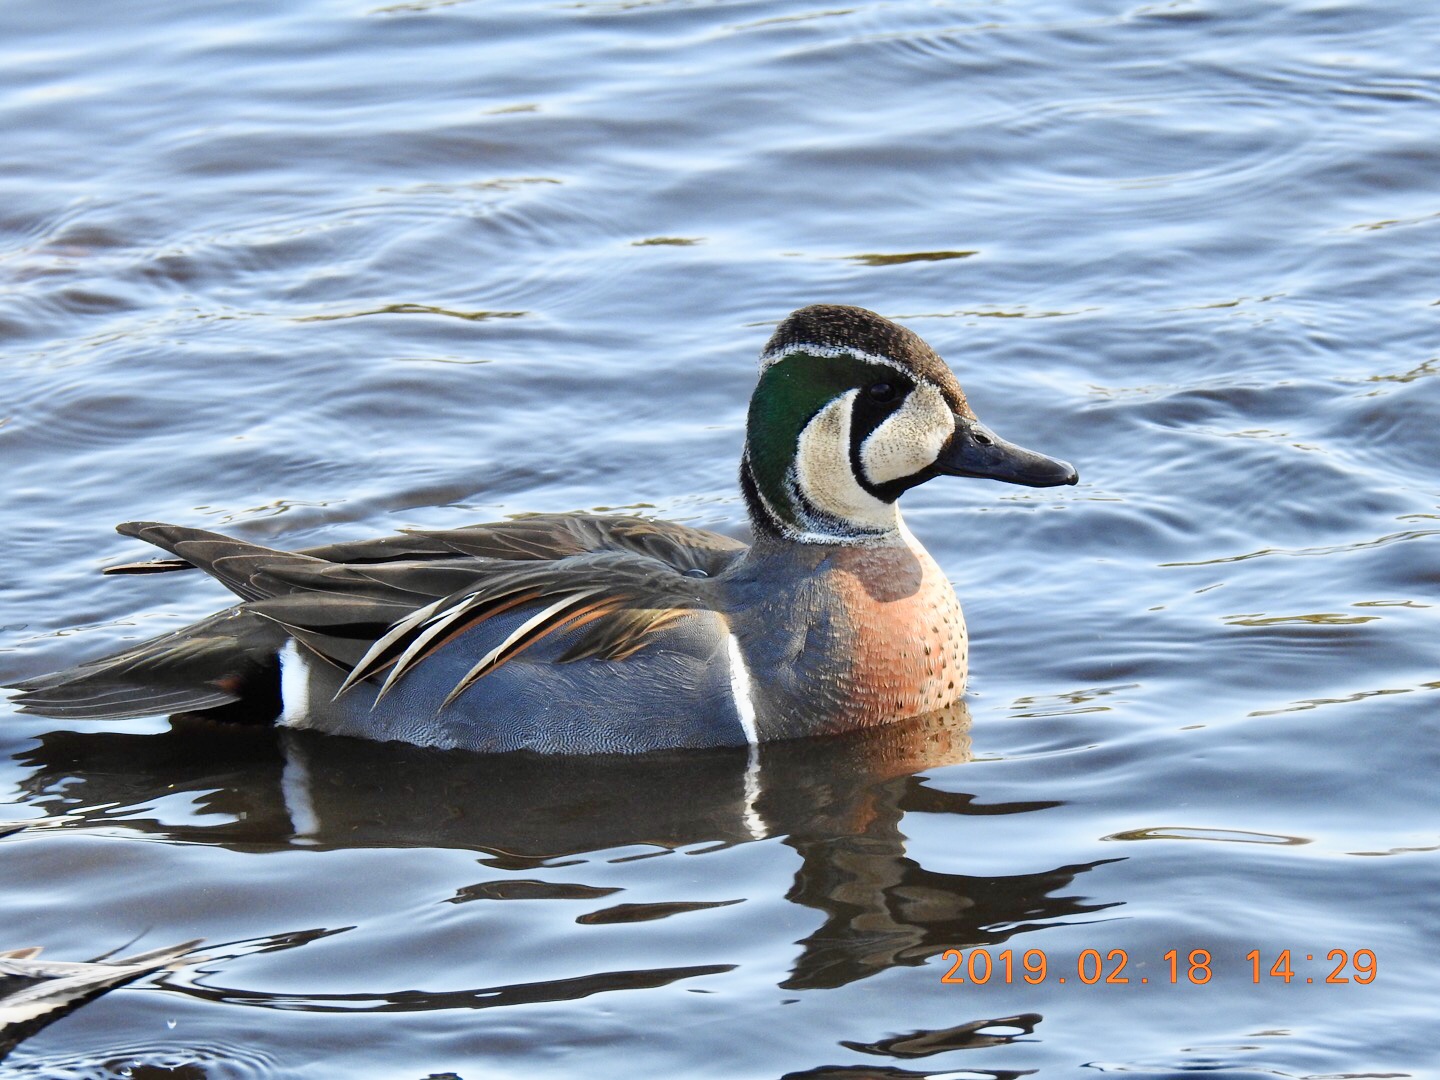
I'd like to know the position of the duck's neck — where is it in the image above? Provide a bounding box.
[739,452,901,547]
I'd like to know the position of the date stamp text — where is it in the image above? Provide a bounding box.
[938,948,1377,986]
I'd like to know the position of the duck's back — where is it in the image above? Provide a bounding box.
[10,515,755,752]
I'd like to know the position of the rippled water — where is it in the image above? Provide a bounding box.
[2,0,1437,1075]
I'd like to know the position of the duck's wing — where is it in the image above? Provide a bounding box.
[11,517,743,722]
[111,521,724,706]
[313,514,747,576]
[105,513,746,578]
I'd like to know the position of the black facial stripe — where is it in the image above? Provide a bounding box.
[849,380,909,436]
[848,380,915,503]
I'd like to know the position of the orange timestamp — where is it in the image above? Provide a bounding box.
[938,947,1377,986]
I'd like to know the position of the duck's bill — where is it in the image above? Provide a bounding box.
[936,420,1079,488]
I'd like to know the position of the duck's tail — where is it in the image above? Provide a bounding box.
[6,522,299,722]
[8,606,285,721]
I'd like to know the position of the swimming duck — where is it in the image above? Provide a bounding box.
[10,305,1076,753]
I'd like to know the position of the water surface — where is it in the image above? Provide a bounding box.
[1,0,1437,1075]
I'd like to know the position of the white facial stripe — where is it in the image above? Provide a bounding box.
[791,390,898,534]
[759,342,911,374]
[860,382,952,486]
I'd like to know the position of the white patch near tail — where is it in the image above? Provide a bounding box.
[278,639,312,729]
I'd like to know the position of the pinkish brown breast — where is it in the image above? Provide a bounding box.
[826,528,968,728]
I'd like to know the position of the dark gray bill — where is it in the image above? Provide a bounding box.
[936,419,1078,488]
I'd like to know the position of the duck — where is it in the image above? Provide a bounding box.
[9,305,1077,753]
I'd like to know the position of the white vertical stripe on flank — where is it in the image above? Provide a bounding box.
[725,632,759,746]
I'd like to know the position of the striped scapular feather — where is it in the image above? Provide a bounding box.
[370,586,550,702]
[439,588,620,708]
[557,606,692,662]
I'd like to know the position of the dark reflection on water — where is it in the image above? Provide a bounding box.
[173,957,739,1015]
[17,706,973,855]
[13,706,1112,1018]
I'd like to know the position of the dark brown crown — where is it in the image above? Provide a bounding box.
[761,304,971,416]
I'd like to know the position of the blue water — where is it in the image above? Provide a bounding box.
[2,0,1437,1075]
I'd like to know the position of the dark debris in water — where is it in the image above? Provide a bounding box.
[574,898,743,924]
[293,304,527,323]
[841,1012,1043,1058]
[0,940,201,1063]
[844,250,977,266]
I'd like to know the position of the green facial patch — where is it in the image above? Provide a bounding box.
[745,351,903,532]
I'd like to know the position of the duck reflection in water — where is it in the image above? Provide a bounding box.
[14,702,1117,1001]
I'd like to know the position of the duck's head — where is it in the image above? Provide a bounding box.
[741,304,1078,543]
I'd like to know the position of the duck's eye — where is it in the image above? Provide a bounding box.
[867,382,896,403]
